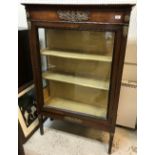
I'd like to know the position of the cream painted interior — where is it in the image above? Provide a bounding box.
[40,29,115,118]
[47,56,111,80]
[45,97,107,118]
[44,82,108,118]
[41,49,112,62]
[49,82,108,107]
[42,71,109,90]
[46,29,114,55]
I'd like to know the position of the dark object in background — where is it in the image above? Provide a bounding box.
[18,28,33,90]
[18,28,36,148]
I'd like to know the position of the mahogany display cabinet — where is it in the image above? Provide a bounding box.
[23,3,134,154]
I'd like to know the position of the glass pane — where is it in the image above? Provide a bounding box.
[39,28,115,119]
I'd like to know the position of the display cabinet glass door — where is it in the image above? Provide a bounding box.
[39,28,115,119]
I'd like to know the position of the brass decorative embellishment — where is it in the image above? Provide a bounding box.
[64,116,82,123]
[123,26,128,37]
[57,10,90,22]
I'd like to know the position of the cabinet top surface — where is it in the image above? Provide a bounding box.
[21,0,135,6]
[23,2,135,25]
[21,0,135,7]
[22,3,135,7]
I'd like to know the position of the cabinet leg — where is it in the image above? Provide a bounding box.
[38,114,44,135]
[108,132,114,154]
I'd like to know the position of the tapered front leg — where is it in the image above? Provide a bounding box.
[38,114,44,135]
[108,132,114,154]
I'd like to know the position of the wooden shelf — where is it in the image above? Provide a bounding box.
[42,72,109,90]
[44,97,107,118]
[41,49,112,62]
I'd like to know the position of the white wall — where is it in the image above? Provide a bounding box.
[18,4,27,28]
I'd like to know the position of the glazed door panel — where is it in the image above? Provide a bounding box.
[37,25,120,120]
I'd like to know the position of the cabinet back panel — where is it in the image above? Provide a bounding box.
[46,29,114,56]
[47,57,111,80]
[47,81,108,109]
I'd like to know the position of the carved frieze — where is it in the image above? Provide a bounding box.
[57,10,90,22]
